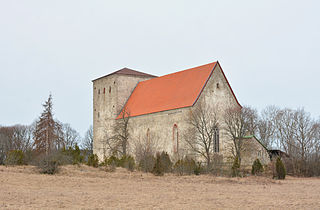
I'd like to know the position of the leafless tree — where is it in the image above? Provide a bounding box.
[242,106,259,135]
[82,125,93,154]
[134,130,161,172]
[60,123,80,148]
[0,124,34,164]
[256,106,279,149]
[106,107,130,156]
[184,102,219,169]
[273,108,320,175]
[224,106,250,164]
[33,94,63,155]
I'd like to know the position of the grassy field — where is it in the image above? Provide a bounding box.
[0,165,320,209]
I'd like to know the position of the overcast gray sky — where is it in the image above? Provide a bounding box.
[0,0,319,136]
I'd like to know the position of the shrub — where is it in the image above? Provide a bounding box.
[37,153,60,174]
[138,154,155,173]
[173,157,198,175]
[62,144,84,165]
[276,157,286,179]
[159,151,172,173]
[5,150,24,165]
[152,153,164,176]
[119,155,135,171]
[251,159,264,175]
[87,154,99,167]
[231,156,240,177]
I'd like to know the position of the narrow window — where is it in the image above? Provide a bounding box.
[216,83,220,89]
[98,89,100,94]
[109,86,111,93]
[214,127,219,152]
[147,128,150,144]
[103,88,105,94]
[98,112,100,118]
[173,124,178,153]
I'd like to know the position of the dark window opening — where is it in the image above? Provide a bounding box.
[103,88,105,94]
[109,86,111,93]
[216,83,220,89]
[173,124,179,153]
[214,127,219,152]
[114,81,116,84]
[98,89,100,94]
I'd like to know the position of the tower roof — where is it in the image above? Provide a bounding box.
[92,67,156,82]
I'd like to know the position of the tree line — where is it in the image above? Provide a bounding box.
[0,94,93,165]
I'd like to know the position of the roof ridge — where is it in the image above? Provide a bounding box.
[92,67,156,81]
[141,61,217,83]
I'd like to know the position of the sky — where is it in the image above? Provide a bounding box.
[0,0,319,136]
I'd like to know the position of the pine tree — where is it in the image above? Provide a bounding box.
[33,94,62,155]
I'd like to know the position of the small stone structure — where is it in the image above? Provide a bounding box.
[92,61,270,166]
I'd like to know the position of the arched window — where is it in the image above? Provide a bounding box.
[173,124,178,153]
[214,127,219,153]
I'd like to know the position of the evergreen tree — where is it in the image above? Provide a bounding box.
[33,94,62,155]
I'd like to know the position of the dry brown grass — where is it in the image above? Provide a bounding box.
[1,165,320,209]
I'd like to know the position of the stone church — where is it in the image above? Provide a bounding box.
[92,61,270,166]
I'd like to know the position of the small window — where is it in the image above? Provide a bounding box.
[98,112,100,118]
[214,127,219,153]
[103,88,105,94]
[173,124,178,153]
[147,128,150,144]
[98,89,100,94]
[109,86,111,93]
[216,83,220,89]
[114,81,116,84]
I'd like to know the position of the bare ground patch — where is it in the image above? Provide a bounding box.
[1,165,320,209]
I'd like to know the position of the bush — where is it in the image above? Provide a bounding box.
[37,153,60,174]
[251,159,264,175]
[5,150,24,165]
[276,157,286,179]
[159,151,172,173]
[173,157,199,175]
[87,154,99,167]
[62,144,84,165]
[138,154,155,173]
[231,156,240,177]
[119,155,135,171]
[152,153,164,176]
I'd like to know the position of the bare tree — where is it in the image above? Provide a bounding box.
[242,106,259,135]
[106,108,130,156]
[134,130,160,172]
[184,102,219,169]
[224,106,250,164]
[82,125,93,154]
[0,124,34,164]
[256,106,279,149]
[33,94,63,155]
[61,123,80,148]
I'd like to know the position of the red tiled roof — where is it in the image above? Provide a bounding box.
[92,68,156,82]
[118,61,238,119]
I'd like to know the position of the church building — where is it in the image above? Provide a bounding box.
[92,61,270,166]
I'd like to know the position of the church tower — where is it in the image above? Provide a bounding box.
[92,68,156,160]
